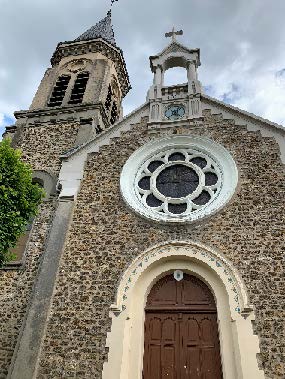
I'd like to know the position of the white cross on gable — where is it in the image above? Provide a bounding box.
[165,27,183,42]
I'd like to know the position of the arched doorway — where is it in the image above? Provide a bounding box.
[142,273,223,379]
[103,242,265,379]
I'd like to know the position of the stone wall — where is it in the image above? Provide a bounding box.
[0,122,79,378]
[15,122,79,174]
[0,201,55,379]
[36,110,285,378]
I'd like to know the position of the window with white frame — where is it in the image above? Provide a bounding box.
[120,135,238,223]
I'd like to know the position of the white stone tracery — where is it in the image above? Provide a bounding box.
[136,147,221,217]
[121,135,238,223]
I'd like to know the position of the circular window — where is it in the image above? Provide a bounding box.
[120,135,238,223]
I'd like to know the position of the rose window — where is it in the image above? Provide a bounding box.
[120,135,238,223]
[136,149,221,216]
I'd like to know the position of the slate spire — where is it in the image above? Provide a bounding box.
[74,10,116,46]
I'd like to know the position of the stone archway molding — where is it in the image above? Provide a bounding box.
[32,169,57,200]
[111,240,251,319]
[103,241,265,379]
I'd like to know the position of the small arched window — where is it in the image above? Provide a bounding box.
[105,82,120,125]
[6,172,56,267]
[164,67,188,86]
[32,178,44,188]
[105,85,112,110]
[68,71,89,105]
[110,102,118,125]
[48,74,71,107]
[9,178,44,264]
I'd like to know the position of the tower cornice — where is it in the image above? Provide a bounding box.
[51,38,131,97]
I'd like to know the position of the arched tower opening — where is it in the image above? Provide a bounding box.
[148,35,202,123]
[24,10,130,145]
[164,66,188,86]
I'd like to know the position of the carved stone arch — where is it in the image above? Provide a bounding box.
[47,58,93,107]
[7,170,56,264]
[103,241,265,379]
[60,58,93,74]
[163,54,189,71]
[104,75,121,125]
[32,170,57,200]
[113,241,249,317]
[47,72,72,107]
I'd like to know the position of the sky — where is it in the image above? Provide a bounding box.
[1,0,285,137]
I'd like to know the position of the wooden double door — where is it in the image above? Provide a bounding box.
[142,274,223,379]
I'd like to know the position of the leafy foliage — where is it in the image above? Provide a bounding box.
[0,139,44,266]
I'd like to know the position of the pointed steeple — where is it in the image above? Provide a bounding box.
[74,10,116,46]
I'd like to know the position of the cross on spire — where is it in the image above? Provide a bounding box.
[165,27,183,42]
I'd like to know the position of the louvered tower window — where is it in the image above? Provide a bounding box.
[105,85,112,110]
[110,102,118,125]
[68,71,89,105]
[48,75,71,107]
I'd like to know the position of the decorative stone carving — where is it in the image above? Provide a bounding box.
[120,135,238,223]
[63,58,92,73]
[173,269,183,281]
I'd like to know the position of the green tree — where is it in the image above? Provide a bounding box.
[0,139,44,267]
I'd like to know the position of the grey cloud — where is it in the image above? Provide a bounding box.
[0,0,285,127]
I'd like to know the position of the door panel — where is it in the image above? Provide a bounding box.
[181,316,200,379]
[183,347,200,379]
[150,317,162,341]
[181,314,223,379]
[143,313,179,379]
[143,274,223,379]
[201,349,217,379]
[149,344,161,379]
[146,274,216,311]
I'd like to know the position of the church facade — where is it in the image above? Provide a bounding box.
[0,11,284,379]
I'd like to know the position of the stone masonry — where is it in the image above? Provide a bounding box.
[0,122,79,378]
[1,11,284,379]
[30,110,285,378]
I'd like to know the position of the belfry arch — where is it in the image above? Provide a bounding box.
[147,37,203,122]
[103,241,265,379]
[164,66,188,86]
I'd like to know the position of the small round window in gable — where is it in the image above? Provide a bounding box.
[120,135,238,223]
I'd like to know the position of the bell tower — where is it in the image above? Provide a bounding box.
[147,28,202,128]
[11,11,131,144]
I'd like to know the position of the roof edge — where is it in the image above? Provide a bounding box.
[61,101,149,159]
[151,40,200,60]
[202,94,284,132]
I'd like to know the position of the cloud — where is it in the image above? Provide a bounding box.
[202,40,285,125]
[0,114,15,139]
[0,0,285,131]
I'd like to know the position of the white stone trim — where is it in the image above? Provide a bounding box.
[202,94,284,131]
[58,103,148,199]
[32,170,57,200]
[201,95,285,164]
[103,241,265,379]
[57,92,285,201]
[120,135,238,223]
